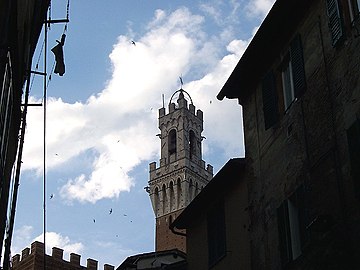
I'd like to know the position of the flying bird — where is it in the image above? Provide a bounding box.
[50,194,54,199]
[123,214,127,217]
[109,208,113,215]
[131,40,136,46]
[93,219,96,223]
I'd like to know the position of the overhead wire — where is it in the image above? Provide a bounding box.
[43,2,70,269]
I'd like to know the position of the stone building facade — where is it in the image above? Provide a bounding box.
[12,241,114,270]
[217,0,360,269]
[148,89,213,252]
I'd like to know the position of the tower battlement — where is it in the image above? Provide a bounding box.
[12,241,114,270]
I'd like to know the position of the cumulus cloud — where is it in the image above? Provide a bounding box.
[22,7,253,203]
[246,0,276,18]
[11,226,83,260]
[33,232,84,257]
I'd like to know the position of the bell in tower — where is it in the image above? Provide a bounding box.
[148,88,213,252]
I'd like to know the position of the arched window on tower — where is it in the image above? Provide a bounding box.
[162,184,166,214]
[189,179,193,201]
[155,187,159,213]
[189,130,196,160]
[169,181,175,211]
[168,129,177,155]
[195,182,199,196]
[177,178,182,208]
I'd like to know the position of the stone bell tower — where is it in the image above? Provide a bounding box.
[148,89,213,252]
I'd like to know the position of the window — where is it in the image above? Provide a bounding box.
[326,0,344,46]
[189,179,193,201]
[277,186,309,267]
[168,129,177,155]
[207,201,226,267]
[162,184,166,214]
[262,34,306,129]
[169,181,175,211]
[347,119,360,199]
[176,178,182,208]
[281,57,295,110]
[154,187,160,213]
[189,130,196,159]
[349,0,360,21]
[262,71,279,130]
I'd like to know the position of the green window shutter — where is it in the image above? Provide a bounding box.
[277,201,291,266]
[290,34,307,98]
[347,119,360,199]
[262,71,279,130]
[326,0,344,46]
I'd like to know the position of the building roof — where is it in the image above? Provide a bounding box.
[116,249,186,270]
[216,0,312,103]
[171,158,246,230]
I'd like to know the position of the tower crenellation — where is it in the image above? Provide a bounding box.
[148,89,213,252]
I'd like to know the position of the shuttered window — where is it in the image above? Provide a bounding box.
[326,0,344,46]
[347,119,360,199]
[290,34,306,98]
[262,71,279,130]
[207,201,226,267]
[277,185,310,267]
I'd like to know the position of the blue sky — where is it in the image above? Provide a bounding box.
[11,0,274,268]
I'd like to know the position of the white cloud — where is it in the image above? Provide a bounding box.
[245,0,276,18]
[22,7,250,203]
[11,227,83,261]
[11,225,34,255]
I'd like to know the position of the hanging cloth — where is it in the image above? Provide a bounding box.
[51,34,66,76]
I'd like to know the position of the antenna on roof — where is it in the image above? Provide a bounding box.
[179,76,183,89]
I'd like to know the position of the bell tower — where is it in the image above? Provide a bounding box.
[148,89,213,252]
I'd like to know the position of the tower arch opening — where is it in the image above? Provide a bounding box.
[169,181,175,211]
[177,177,182,208]
[155,187,160,213]
[162,184,166,214]
[189,130,196,160]
[168,129,177,155]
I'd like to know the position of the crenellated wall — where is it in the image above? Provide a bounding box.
[12,241,114,270]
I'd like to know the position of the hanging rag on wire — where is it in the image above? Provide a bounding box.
[51,34,66,76]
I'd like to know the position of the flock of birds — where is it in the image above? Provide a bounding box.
[49,193,133,225]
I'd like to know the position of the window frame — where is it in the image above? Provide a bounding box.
[277,185,310,267]
[281,55,296,111]
[348,0,360,21]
